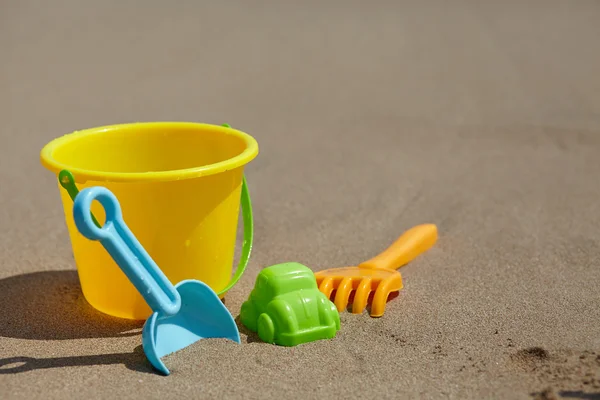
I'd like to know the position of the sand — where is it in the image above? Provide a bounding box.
[1,0,600,398]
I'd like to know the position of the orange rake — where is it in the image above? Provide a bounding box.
[314,224,438,317]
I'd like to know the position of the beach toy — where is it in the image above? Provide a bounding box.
[240,263,340,346]
[73,186,241,376]
[40,122,257,320]
[314,224,438,317]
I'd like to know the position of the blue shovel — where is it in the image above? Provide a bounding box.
[72,186,241,376]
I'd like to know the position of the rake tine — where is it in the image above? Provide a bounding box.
[318,276,335,299]
[351,277,373,314]
[371,277,396,317]
[333,277,353,312]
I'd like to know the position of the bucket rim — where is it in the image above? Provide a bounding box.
[40,122,259,183]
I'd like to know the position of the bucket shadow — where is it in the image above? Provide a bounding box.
[0,270,143,340]
[0,345,154,375]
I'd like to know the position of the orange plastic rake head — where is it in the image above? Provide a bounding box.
[314,224,438,317]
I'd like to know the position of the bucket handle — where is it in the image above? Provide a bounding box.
[57,130,253,296]
[218,172,253,295]
[215,123,254,295]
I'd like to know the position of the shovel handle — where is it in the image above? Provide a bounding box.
[73,186,181,316]
[358,224,438,270]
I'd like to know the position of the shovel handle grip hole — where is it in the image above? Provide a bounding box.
[90,199,107,227]
[73,187,122,241]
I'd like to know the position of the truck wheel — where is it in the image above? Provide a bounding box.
[257,313,275,344]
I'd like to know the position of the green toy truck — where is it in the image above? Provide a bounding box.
[240,262,341,346]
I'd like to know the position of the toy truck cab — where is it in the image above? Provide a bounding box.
[240,262,340,346]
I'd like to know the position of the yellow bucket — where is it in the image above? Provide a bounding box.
[40,122,258,320]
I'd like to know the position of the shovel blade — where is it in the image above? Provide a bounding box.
[142,279,241,375]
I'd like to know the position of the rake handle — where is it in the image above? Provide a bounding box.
[358,224,438,270]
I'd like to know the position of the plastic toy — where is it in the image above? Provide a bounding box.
[40,121,258,320]
[72,186,241,375]
[314,224,438,317]
[240,263,340,346]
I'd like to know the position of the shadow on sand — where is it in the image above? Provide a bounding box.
[0,345,155,374]
[234,315,262,344]
[0,270,142,340]
[0,270,156,374]
[558,391,600,400]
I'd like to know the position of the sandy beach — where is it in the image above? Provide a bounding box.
[1,1,599,398]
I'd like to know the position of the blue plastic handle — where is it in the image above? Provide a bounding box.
[72,186,181,316]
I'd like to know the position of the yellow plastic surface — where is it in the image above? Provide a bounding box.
[40,122,258,320]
